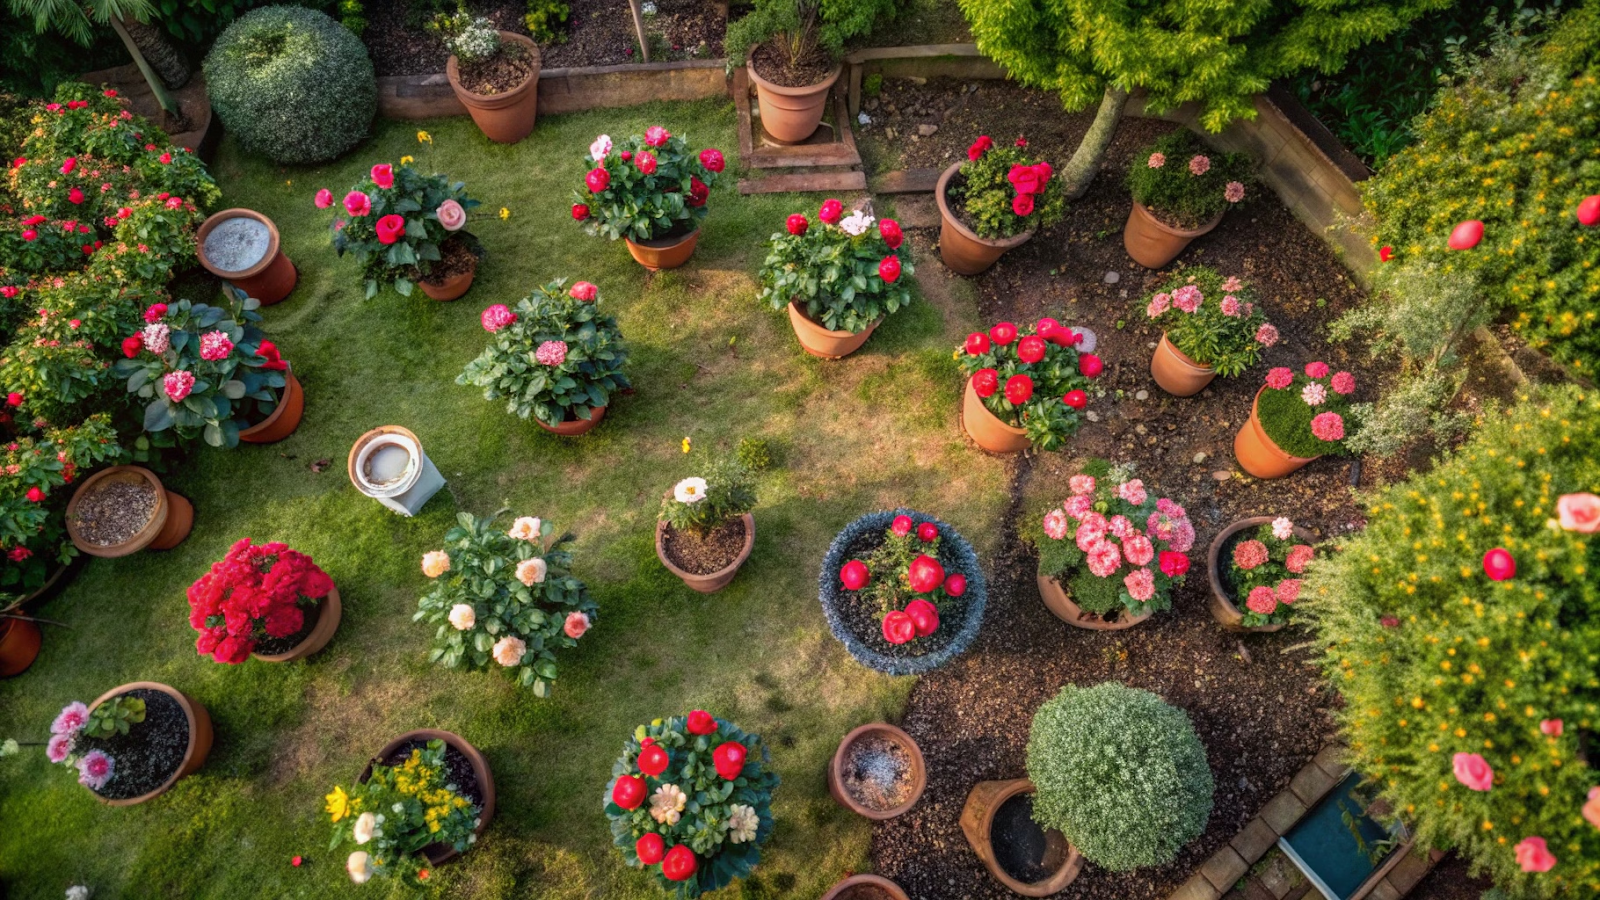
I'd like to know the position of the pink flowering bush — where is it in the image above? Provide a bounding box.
[315,159,480,298]
[1126,130,1251,229]
[187,538,336,663]
[1254,362,1356,458]
[1028,463,1195,620]
[572,128,723,243]
[943,135,1066,239]
[1224,517,1315,627]
[1143,267,1273,377]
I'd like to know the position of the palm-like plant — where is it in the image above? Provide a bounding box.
[8,0,183,115]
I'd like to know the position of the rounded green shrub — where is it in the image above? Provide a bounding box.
[1026,682,1213,871]
[204,6,376,165]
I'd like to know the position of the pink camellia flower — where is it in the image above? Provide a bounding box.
[1301,382,1327,406]
[1272,517,1294,540]
[199,331,234,361]
[1173,285,1202,313]
[77,749,114,790]
[375,214,406,245]
[1265,366,1294,390]
[1221,276,1243,292]
[1276,579,1302,605]
[481,304,517,332]
[1224,181,1245,203]
[1515,837,1556,873]
[1557,493,1600,533]
[1453,752,1494,791]
[343,191,371,216]
[142,322,171,354]
[314,189,333,209]
[370,163,394,189]
[1109,514,1134,540]
[586,167,610,193]
[1124,566,1155,602]
[0,286,15,299]
[569,281,599,302]
[1311,412,1345,442]
[1245,586,1278,614]
[20,229,36,242]
[1124,534,1155,566]
[700,148,725,172]
[564,611,591,639]
[1540,719,1563,737]
[635,151,658,175]
[1086,541,1123,578]
[163,370,195,402]
[1070,475,1096,495]
[1285,545,1315,574]
[1118,479,1147,506]
[644,125,671,147]
[1584,787,1600,830]
[1234,539,1269,570]
[52,701,89,735]
[535,340,568,366]
[1147,152,1166,168]
[589,134,612,160]
[46,732,73,763]
[1188,155,1211,176]
[1305,361,1330,379]
[1330,371,1356,395]
[1147,292,1171,318]
[67,187,85,204]
[158,151,172,165]
[1064,495,1093,518]
[1076,516,1108,553]
[819,199,843,224]
[1220,295,1240,317]
[436,199,466,231]
[1043,509,1069,540]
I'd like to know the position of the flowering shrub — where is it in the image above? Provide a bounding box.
[604,713,779,897]
[1027,464,1195,619]
[415,510,597,697]
[659,457,756,536]
[1302,387,1600,898]
[755,199,913,333]
[1255,362,1355,458]
[835,514,970,645]
[431,11,503,64]
[956,318,1100,451]
[0,415,118,607]
[316,160,480,298]
[326,740,480,885]
[1143,267,1274,377]
[571,128,724,243]
[186,538,335,664]
[1223,518,1313,628]
[944,135,1065,239]
[1126,130,1251,229]
[457,278,631,429]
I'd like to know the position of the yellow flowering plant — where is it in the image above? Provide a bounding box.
[326,740,479,884]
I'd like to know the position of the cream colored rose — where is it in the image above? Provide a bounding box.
[492,636,526,667]
[448,603,476,630]
[421,550,451,578]
[516,557,547,586]
[346,851,372,884]
[650,783,687,825]
[727,803,759,843]
[352,811,377,844]
[507,516,542,541]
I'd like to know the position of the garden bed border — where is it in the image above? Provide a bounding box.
[376,59,728,120]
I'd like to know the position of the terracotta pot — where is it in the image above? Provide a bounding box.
[252,587,342,662]
[1123,202,1223,270]
[196,209,297,304]
[447,32,541,144]
[828,723,927,820]
[0,617,42,677]
[66,466,186,557]
[1150,333,1216,397]
[1207,517,1315,633]
[1037,571,1151,631]
[960,778,1083,897]
[747,61,842,144]
[537,406,606,436]
[419,252,478,301]
[961,378,1030,454]
[936,163,1035,276]
[362,729,495,865]
[149,491,193,551]
[1234,387,1318,479]
[88,681,213,806]
[656,514,754,593]
[238,370,304,444]
[819,874,911,900]
[788,302,880,359]
[624,227,699,271]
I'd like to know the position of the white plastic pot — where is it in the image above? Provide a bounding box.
[349,426,445,517]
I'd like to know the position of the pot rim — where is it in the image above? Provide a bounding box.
[347,425,423,494]
[420,246,480,288]
[1037,571,1154,629]
[624,226,700,250]
[937,163,1036,250]
[65,465,168,558]
[829,722,927,820]
[963,777,1084,896]
[1206,516,1314,628]
[745,60,843,96]
[1131,201,1226,239]
[1157,333,1214,374]
[655,513,755,583]
[446,32,541,104]
[789,300,882,338]
[196,208,281,281]
[250,585,340,662]
[818,873,910,900]
[238,367,299,440]
[86,681,203,805]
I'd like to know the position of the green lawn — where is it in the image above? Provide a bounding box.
[0,99,1008,899]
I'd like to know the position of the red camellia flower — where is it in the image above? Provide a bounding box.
[343,191,371,216]
[1012,192,1035,216]
[786,214,809,236]
[904,598,940,637]
[1007,164,1042,196]
[1483,547,1515,581]
[1448,219,1484,250]
[1015,136,1028,147]
[6,392,22,407]
[1004,374,1034,405]
[891,515,914,536]
[661,845,698,881]
[700,148,726,172]
[1578,195,1600,226]
[572,203,590,220]
[841,559,870,590]
[878,256,901,283]
[1036,317,1060,340]
[943,573,967,596]
[612,774,646,809]
[586,167,610,193]
[907,554,945,593]
[687,710,717,735]
[818,199,843,224]
[1378,245,1394,262]
[881,610,916,644]
[965,332,991,355]
[60,156,77,174]
[638,742,670,777]
[158,152,172,164]
[375,214,406,245]
[22,215,44,227]
[712,741,746,780]
[1079,354,1103,377]
[636,833,665,865]
[1016,334,1046,363]
[1159,551,1190,577]
[687,176,709,207]
[644,125,671,147]
[20,229,36,242]
[371,164,394,189]
[26,486,45,503]
[972,368,999,397]
[968,135,994,160]
[635,151,658,175]
[917,522,939,542]
[990,322,1017,345]
[1062,389,1087,409]
[879,218,903,249]
[144,303,167,322]
[67,187,84,204]
[121,335,143,358]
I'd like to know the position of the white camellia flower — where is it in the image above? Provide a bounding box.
[507,516,542,541]
[516,557,548,586]
[727,803,759,843]
[492,636,527,667]
[589,134,612,161]
[346,851,373,884]
[1271,517,1293,541]
[674,477,709,504]
[448,603,476,631]
[352,811,377,844]
[838,211,875,236]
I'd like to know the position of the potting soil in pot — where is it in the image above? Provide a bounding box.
[662,518,747,575]
[250,599,323,656]
[991,792,1054,884]
[380,739,484,808]
[80,688,189,801]
[834,532,971,662]
[203,216,271,273]
[842,735,914,811]
[75,480,158,546]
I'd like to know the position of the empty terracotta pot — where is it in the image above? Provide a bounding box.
[1207,516,1315,632]
[1234,387,1318,479]
[819,874,911,900]
[196,209,297,304]
[655,514,755,593]
[1037,571,1151,631]
[252,587,342,662]
[961,378,1030,454]
[149,492,193,551]
[828,723,927,820]
[624,228,699,271]
[788,302,880,359]
[88,681,213,806]
[538,406,606,436]
[447,32,540,144]
[960,778,1083,897]
[1150,333,1216,397]
[0,617,42,677]
[419,254,478,301]
[748,61,841,144]
[238,370,304,444]
[937,163,1034,275]
[1123,201,1223,269]
[66,466,191,557]
[362,729,495,865]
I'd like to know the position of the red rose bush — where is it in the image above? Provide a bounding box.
[572,127,723,243]
[188,538,335,663]
[314,159,480,298]
[958,318,1100,451]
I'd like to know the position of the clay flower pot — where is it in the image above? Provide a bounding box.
[819,874,911,900]
[1208,516,1314,633]
[419,252,478,302]
[538,406,606,436]
[962,377,1030,454]
[447,32,541,144]
[788,302,881,359]
[656,514,755,593]
[238,369,305,444]
[828,723,927,820]
[747,62,842,144]
[0,616,43,677]
[196,209,297,304]
[1234,387,1318,479]
[1037,571,1151,631]
[624,227,699,272]
[362,729,495,865]
[937,163,1034,276]
[252,587,342,662]
[66,466,192,558]
[88,681,213,806]
[1123,202,1223,270]
[1150,333,1216,397]
[960,778,1083,897]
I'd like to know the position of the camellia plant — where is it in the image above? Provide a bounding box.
[1144,267,1276,377]
[326,740,481,885]
[1223,517,1314,629]
[0,415,118,607]
[604,712,779,897]
[1254,362,1356,459]
[315,160,481,298]
[957,318,1101,451]
[186,538,336,664]
[945,135,1066,239]
[415,510,598,697]
[835,512,972,647]
[755,199,913,333]
[1127,130,1251,229]
[43,697,143,792]
[457,278,631,429]
[571,128,725,243]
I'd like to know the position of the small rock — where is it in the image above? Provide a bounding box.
[906,76,928,85]
[884,128,896,141]
[1135,424,1147,435]
[911,134,920,143]
[857,112,872,126]
[1086,411,1101,423]
[865,98,880,111]
[1193,452,1207,464]
[1212,470,1231,481]
[1103,270,1120,284]
[1147,341,1157,349]
[1135,390,1149,401]
[917,123,939,137]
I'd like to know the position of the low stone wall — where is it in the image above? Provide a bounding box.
[376,59,727,121]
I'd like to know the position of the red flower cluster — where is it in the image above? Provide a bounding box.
[187,538,334,664]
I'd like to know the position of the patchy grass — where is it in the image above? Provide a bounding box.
[0,100,1006,899]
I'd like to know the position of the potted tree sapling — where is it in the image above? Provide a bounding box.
[1207,516,1316,632]
[757,200,913,358]
[187,538,340,663]
[938,136,1066,274]
[1124,130,1251,268]
[1234,362,1355,479]
[956,319,1101,454]
[42,683,214,806]
[657,458,757,593]
[572,128,725,271]
[1143,268,1277,397]
[315,160,483,300]
[436,13,541,143]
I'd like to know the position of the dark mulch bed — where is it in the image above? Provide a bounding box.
[82,688,189,801]
[362,0,531,77]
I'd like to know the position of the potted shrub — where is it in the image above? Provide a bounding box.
[937,136,1066,275]
[44,683,214,806]
[196,208,298,304]
[819,510,987,675]
[604,712,780,896]
[1124,130,1251,268]
[315,160,483,300]
[757,201,913,358]
[436,13,541,144]
[828,723,926,820]
[187,538,340,663]
[329,731,493,884]
[656,458,757,593]
[572,128,725,271]
[65,465,192,557]
[1026,466,1196,630]
[1207,516,1315,632]
[415,510,598,698]
[458,279,631,436]
[1143,268,1277,397]
[960,777,1083,897]
[956,319,1101,454]
[1234,362,1355,479]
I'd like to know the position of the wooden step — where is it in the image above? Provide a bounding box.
[738,171,869,195]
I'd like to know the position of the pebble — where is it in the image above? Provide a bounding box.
[884,128,896,141]
[917,123,939,137]
[1086,411,1100,423]
[858,112,872,125]
[1135,390,1148,401]
[1103,270,1120,284]
[1212,470,1232,481]
[1135,424,1147,435]
[1147,341,1157,349]
[1194,452,1208,464]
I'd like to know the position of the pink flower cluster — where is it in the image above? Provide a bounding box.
[1188,155,1211,176]
[481,304,517,333]
[535,340,568,366]
[1047,476,1194,605]
[199,330,233,362]
[47,700,116,789]
[1172,285,1202,313]
[1310,412,1345,442]
[163,370,194,402]
[1147,152,1166,168]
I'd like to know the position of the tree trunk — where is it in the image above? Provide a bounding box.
[121,17,190,90]
[1060,86,1130,201]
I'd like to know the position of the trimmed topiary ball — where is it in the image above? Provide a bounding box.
[204,6,376,165]
[1027,682,1213,871]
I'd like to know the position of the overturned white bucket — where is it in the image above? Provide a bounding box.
[348,426,445,517]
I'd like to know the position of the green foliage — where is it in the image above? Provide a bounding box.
[1301,387,1600,899]
[659,457,757,536]
[734,436,773,472]
[337,0,366,36]
[525,0,569,44]
[320,159,481,298]
[147,0,256,44]
[574,129,721,242]
[5,0,151,47]
[725,0,897,69]
[862,73,882,97]
[203,6,376,165]
[1142,267,1269,377]
[430,11,502,64]
[755,204,914,334]
[1126,131,1252,228]
[945,139,1065,239]
[959,0,1451,132]
[84,695,145,738]
[326,740,480,884]
[1256,367,1355,459]
[0,416,118,607]
[1027,682,1213,871]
